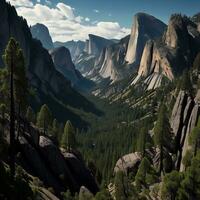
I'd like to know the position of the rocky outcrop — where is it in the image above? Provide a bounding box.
[180,90,200,171]
[61,148,99,194]
[114,152,142,174]
[98,35,131,82]
[132,14,200,90]
[87,34,114,57]
[16,121,99,197]
[49,46,95,91]
[125,13,166,65]
[170,90,200,170]
[49,47,79,84]
[54,40,85,62]
[31,23,54,50]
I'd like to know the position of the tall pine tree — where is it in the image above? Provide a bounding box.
[36,104,52,134]
[61,120,76,151]
[154,104,171,174]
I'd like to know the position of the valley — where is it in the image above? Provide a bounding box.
[1,0,200,200]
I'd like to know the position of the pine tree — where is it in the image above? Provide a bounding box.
[154,104,171,174]
[137,127,147,156]
[0,104,6,121]
[3,38,18,178]
[26,106,36,124]
[61,121,76,151]
[189,117,200,156]
[114,171,127,200]
[135,157,158,191]
[161,170,182,200]
[177,152,200,200]
[52,118,59,138]
[36,104,52,134]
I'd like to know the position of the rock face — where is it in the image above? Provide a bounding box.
[49,46,94,90]
[54,40,85,62]
[16,121,99,197]
[98,35,131,82]
[31,23,54,50]
[87,34,114,57]
[132,14,200,90]
[125,13,166,65]
[114,152,142,174]
[170,90,200,171]
[49,47,79,85]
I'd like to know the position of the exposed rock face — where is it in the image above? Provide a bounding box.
[114,152,142,174]
[133,14,200,90]
[87,34,114,57]
[165,15,190,49]
[98,35,131,82]
[16,121,99,197]
[54,40,85,62]
[49,47,79,84]
[74,52,96,75]
[125,13,166,65]
[170,90,200,171]
[0,1,31,67]
[31,23,54,50]
[49,46,95,91]
[61,148,99,194]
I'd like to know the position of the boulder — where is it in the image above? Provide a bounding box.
[61,148,99,194]
[39,136,79,192]
[79,186,94,200]
[18,136,63,192]
[114,152,142,174]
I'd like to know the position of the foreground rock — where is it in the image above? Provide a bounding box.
[114,152,142,174]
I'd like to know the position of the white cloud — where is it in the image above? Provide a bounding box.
[37,0,40,2]
[12,2,130,42]
[85,17,90,22]
[93,9,100,13]
[8,0,33,7]
[56,2,74,20]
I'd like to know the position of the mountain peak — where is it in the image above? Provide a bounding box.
[125,13,166,65]
[31,23,54,49]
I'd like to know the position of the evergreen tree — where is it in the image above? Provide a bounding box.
[26,106,36,124]
[0,104,6,121]
[177,152,200,200]
[135,157,158,191]
[114,171,127,200]
[61,121,76,151]
[154,104,171,174]
[179,70,193,93]
[3,38,18,178]
[52,118,59,138]
[137,127,147,156]
[36,104,52,134]
[189,117,200,155]
[161,170,182,200]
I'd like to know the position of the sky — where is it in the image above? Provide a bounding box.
[8,0,200,42]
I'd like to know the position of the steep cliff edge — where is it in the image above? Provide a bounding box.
[132,14,200,90]
[125,13,166,65]
[31,23,54,50]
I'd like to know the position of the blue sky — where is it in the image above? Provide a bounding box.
[9,0,200,42]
